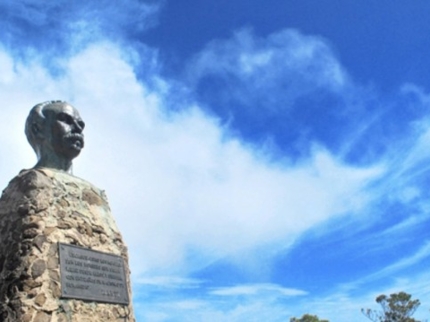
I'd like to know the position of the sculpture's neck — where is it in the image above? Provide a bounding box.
[34,154,73,173]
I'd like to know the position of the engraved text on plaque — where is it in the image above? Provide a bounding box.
[59,243,129,305]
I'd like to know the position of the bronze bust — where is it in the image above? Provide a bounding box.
[25,100,85,172]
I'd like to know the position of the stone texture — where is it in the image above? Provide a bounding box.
[0,168,135,321]
[35,293,47,306]
[34,311,51,322]
[32,259,46,279]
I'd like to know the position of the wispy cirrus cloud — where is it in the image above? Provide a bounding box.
[295,267,430,322]
[348,241,430,289]
[136,276,203,289]
[135,282,307,322]
[3,2,430,321]
[210,283,307,297]
[0,33,382,281]
[0,0,160,69]
[187,28,349,106]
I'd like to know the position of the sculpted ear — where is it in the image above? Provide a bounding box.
[31,122,45,140]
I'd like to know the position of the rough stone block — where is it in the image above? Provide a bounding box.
[0,169,135,321]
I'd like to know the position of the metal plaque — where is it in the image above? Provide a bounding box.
[59,243,129,305]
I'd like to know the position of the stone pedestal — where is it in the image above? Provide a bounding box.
[0,168,135,322]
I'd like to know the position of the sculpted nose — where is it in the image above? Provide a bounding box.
[72,120,84,134]
[72,122,83,134]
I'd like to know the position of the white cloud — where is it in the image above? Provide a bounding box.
[186,28,350,113]
[136,273,430,322]
[293,269,430,322]
[304,241,430,321]
[210,283,307,297]
[401,83,430,106]
[1,33,409,322]
[137,287,299,322]
[135,276,202,289]
[0,39,382,280]
[364,241,430,283]
[2,4,430,322]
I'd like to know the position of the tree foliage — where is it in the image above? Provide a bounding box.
[290,313,329,322]
[361,292,421,322]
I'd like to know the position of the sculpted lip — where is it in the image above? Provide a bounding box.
[65,133,84,150]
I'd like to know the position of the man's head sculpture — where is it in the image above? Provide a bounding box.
[25,101,85,172]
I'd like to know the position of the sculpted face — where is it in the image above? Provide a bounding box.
[26,101,86,171]
[43,103,85,160]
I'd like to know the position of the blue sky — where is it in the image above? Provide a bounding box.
[0,1,430,321]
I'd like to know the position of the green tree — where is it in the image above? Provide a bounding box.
[290,313,329,322]
[361,292,421,322]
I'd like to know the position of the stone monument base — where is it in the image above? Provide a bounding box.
[0,168,135,322]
